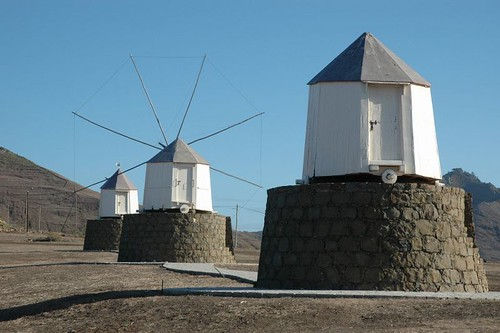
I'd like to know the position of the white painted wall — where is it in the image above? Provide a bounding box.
[128,190,139,214]
[302,82,365,180]
[143,162,173,210]
[99,189,139,218]
[143,162,213,211]
[99,189,116,218]
[410,85,442,179]
[302,81,441,182]
[194,164,213,211]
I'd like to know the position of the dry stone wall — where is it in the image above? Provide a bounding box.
[256,183,489,292]
[83,218,122,251]
[118,212,235,263]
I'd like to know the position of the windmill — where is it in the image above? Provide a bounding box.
[74,54,264,213]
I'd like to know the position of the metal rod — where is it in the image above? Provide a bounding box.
[210,167,262,188]
[235,204,239,249]
[176,54,206,140]
[74,161,148,193]
[130,54,168,145]
[73,112,162,150]
[188,112,264,145]
[74,193,78,229]
[25,191,29,233]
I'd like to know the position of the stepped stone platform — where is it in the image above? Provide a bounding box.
[83,218,122,251]
[256,183,489,292]
[118,211,235,263]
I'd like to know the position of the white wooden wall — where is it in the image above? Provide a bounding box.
[302,82,441,181]
[143,163,173,210]
[302,82,365,180]
[194,164,213,211]
[410,85,442,179]
[143,162,213,211]
[128,190,139,214]
[99,189,139,218]
[99,189,116,217]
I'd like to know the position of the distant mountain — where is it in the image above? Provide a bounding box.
[234,231,262,250]
[443,168,500,261]
[0,147,99,235]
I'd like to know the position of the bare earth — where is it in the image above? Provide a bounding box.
[1,232,499,332]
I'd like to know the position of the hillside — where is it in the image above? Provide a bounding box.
[0,147,99,235]
[443,168,500,261]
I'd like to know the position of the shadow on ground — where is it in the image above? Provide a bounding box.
[0,289,161,322]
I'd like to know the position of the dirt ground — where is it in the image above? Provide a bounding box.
[1,232,499,332]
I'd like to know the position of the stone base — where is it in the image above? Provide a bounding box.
[256,183,489,292]
[83,218,122,251]
[118,211,235,263]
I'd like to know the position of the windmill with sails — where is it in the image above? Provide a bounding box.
[73,54,264,214]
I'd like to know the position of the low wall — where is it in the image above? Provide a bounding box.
[83,218,122,251]
[256,183,488,292]
[118,211,235,263]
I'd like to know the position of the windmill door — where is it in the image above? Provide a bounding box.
[368,85,403,164]
[173,164,193,203]
[115,192,128,214]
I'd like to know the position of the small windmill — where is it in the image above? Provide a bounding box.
[74,54,263,213]
[99,166,139,217]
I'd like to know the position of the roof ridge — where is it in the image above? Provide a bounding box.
[368,34,416,84]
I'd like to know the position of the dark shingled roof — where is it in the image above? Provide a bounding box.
[147,138,209,165]
[308,32,430,87]
[101,169,137,190]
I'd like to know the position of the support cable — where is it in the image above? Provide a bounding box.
[210,167,262,189]
[188,112,264,145]
[74,161,148,193]
[176,54,206,139]
[72,57,129,114]
[206,57,262,113]
[130,54,168,145]
[73,112,162,150]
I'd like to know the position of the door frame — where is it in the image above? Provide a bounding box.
[172,164,194,204]
[366,83,405,169]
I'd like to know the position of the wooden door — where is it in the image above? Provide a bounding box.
[368,85,403,162]
[173,164,193,203]
[115,192,128,214]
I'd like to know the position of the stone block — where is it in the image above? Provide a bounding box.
[415,219,434,236]
[317,253,332,268]
[423,236,440,253]
[339,207,357,219]
[349,220,366,236]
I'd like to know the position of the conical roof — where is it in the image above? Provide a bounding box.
[147,138,209,165]
[101,169,137,190]
[308,32,430,87]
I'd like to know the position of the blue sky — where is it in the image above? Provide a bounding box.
[1,1,499,231]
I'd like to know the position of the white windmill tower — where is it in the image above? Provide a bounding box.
[99,167,139,218]
[302,32,441,184]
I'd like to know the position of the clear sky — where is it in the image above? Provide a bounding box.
[1,1,499,231]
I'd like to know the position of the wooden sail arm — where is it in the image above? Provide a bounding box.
[73,112,162,150]
[210,167,262,189]
[176,54,207,140]
[74,161,148,193]
[130,54,168,145]
[188,112,264,145]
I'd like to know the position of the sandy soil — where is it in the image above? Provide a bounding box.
[0,232,499,332]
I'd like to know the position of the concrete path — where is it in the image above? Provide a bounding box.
[163,263,257,283]
[163,287,500,300]
[162,263,500,300]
